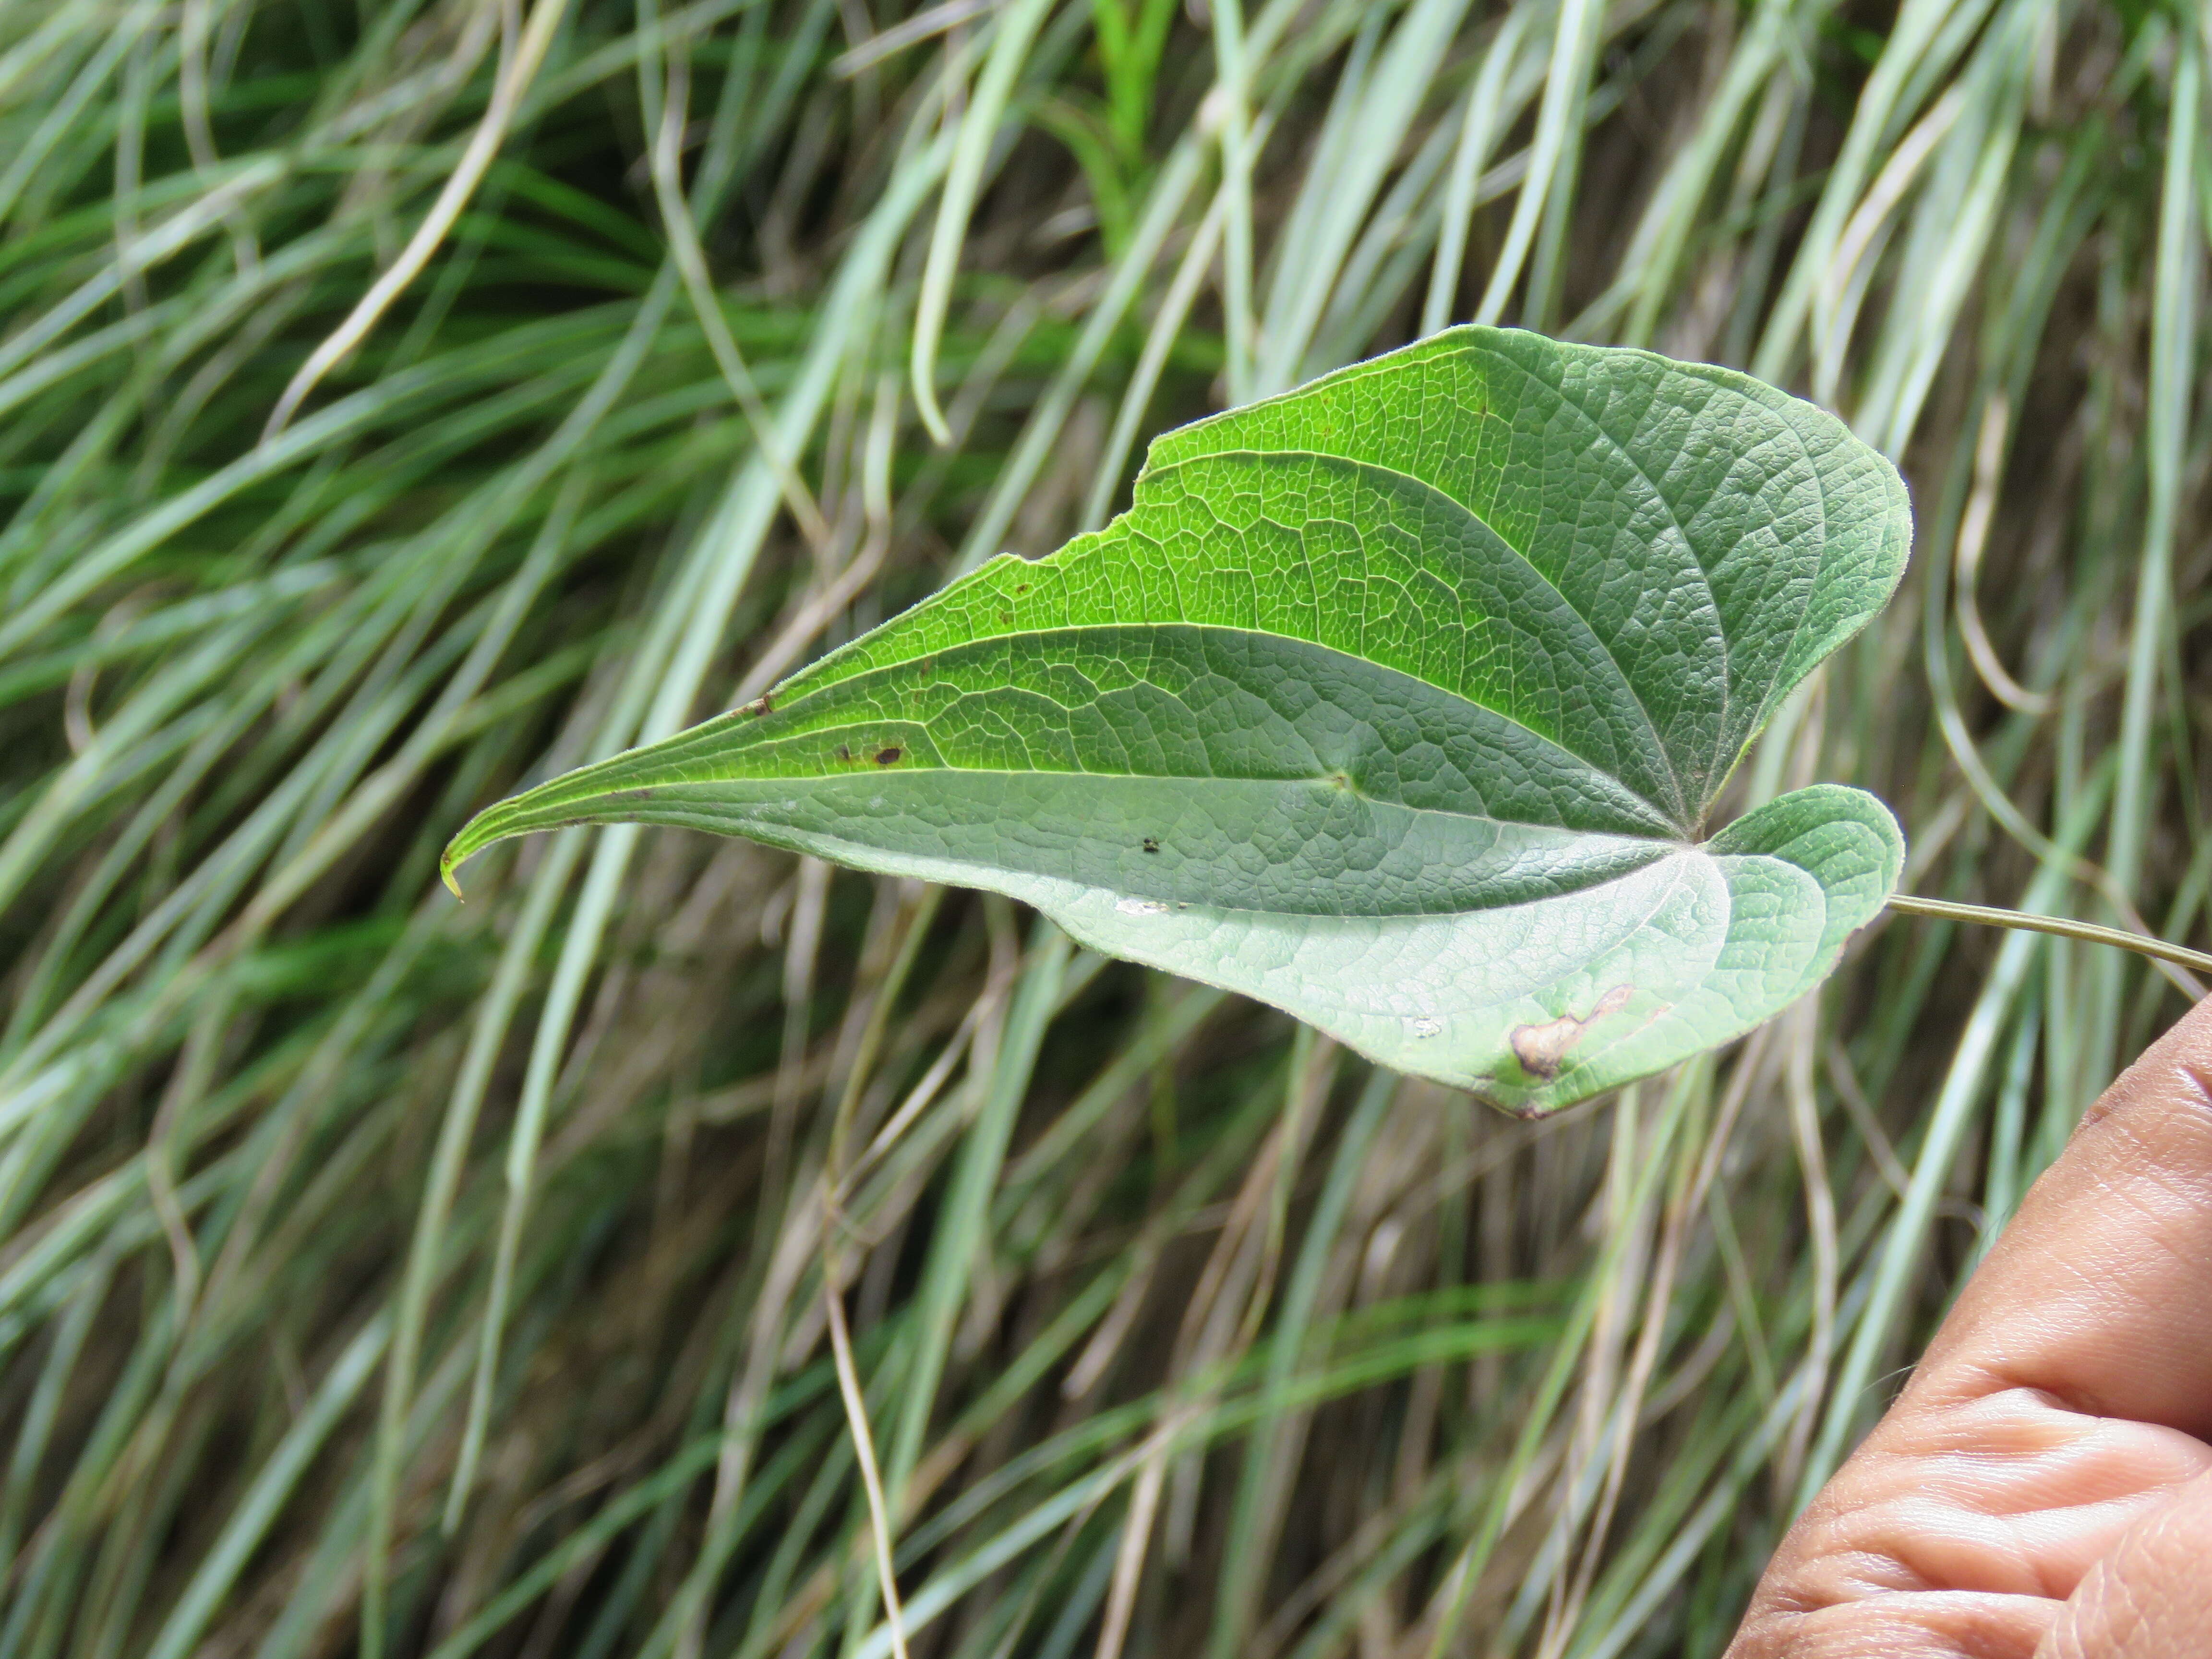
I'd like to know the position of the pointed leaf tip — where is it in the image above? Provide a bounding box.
[439,805,500,900]
[439,835,469,900]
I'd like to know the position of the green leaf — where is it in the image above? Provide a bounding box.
[444,326,1909,1112]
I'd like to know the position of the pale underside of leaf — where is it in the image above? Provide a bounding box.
[445,327,1912,1111]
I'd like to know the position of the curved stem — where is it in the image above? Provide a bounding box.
[1887,893,2212,983]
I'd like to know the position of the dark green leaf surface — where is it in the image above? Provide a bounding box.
[445,327,1909,1110]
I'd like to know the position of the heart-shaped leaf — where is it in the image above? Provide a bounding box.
[444,326,1909,1112]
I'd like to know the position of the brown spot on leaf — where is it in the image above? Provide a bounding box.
[1508,986,1634,1081]
[835,744,852,762]
[874,747,902,765]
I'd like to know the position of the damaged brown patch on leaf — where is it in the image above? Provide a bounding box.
[1510,986,1634,1080]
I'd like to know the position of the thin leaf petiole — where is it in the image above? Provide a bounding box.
[1887,892,2212,981]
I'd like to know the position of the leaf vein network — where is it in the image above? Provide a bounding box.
[1176,447,1685,825]
[1480,351,1728,818]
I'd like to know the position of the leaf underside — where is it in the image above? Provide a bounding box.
[445,327,1910,1112]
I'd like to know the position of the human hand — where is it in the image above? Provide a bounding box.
[1726,997,2212,1657]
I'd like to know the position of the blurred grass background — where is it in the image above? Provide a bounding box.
[1,0,2207,1654]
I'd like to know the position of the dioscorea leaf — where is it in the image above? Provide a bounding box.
[443,327,1910,1113]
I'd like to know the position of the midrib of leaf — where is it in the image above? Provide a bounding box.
[475,632,1684,920]
[713,617,1685,846]
[751,614,1670,809]
[728,462,1703,834]
[467,620,1697,904]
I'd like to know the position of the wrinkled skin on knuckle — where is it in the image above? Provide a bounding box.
[1725,1391,2212,1658]
[1731,1591,2058,1659]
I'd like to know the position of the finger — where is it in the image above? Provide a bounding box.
[1724,1387,2208,1657]
[1725,997,2212,1656]
[1905,991,2212,1438]
[2036,1465,2212,1658]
